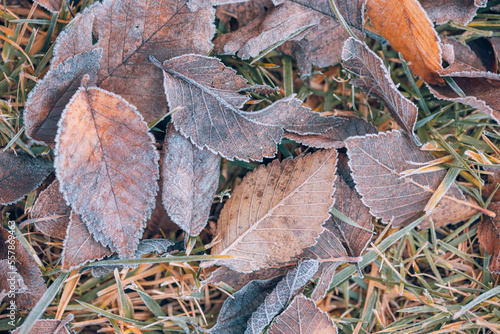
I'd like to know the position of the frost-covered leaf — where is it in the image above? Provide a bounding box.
[61,212,113,272]
[203,265,289,291]
[162,124,220,236]
[209,275,283,333]
[33,0,63,13]
[24,49,102,147]
[268,294,337,334]
[246,259,319,334]
[478,202,500,274]
[345,130,470,227]
[440,37,496,73]
[55,86,159,258]
[365,0,444,85]
[0,260,26,303]
[0,228,46,310]
[155,54,346,161]
[284,116,377,149]
[420,0,487,25]
[12,314,73,334]
[342,38,419,142]
[50,0,215,123]
[0,150,53,205]
[30,180,70,240]
[216,0,273,27]
[210,149,337,272]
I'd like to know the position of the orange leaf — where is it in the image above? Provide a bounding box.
[365,0,444,85]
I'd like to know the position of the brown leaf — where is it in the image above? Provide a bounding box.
[210,149,337,272]
[365,0,444,85]
[420,0,487,25]
[268,294,338,334]
[247,260,319,334]
[203,265,289,291]
[483,166,500,203]
[154,54,346,161]
[0,259,26,303]
[441,37,497,73]
[49,0,215,123]
[33,0,62,12]
[342,38,419,141]
[162,123,220,237]
[336,151,355,188]
[478,202,500,274]
[12,315,72,334]
[0,227,46,310]
[345,130,470,227]
[31,179,70,240]
[61,211,113,272]
[55,86,159,258]
[24,49,102,147]
[284,116,377,149]
[419,194,478,228]
[216,0,274,28]
[0,150,53,205]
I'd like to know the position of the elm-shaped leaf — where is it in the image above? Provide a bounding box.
[209,275,283,333]
[0,150,53,205]
[162,123,220,237]
[246,259,319,334]
[420,0,487,25]
[61,212,113,272]
[55,86,159,258]
[345,130,470,227]
[268,295,337,334]
[342,38,419,142]
[478,202,500,274]
[24,49,102,147]
[365,0,444,85]
[30,180,70,240]
[209,149,337,272]
[51,0,215,123]
[154,54,346,161]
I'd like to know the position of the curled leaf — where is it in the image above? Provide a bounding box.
[365,0,444,85]
[210,149,337,272]
[162,123,220,237]
[0,150,53,205]
[420,0,487,25]
[55,86,159,258]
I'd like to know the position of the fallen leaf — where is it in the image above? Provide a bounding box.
[420,0,487,25]
[216,0,274,28]
[162,123,220,237]
[33,0,62,12]
[0,150,53,205]
[0,227,46,310]
[336,151,355,188]
[209,149,337,272]
[342,38,419,141]
[246,259,319,334]
[0,259,26,303]
[12,315,73,334]
[268,294,338,334]
[440,37,497,73]
[30,179,71,240]
[478,202,500,273]
[419,194,478,228]
[209,275,283,333]
[483,166,500,203]
[55,86,159,258]
[203,265,289,291]
[49,0,215,123]
[345,130,470,227]
[24,49,102,147]
[365,0,444,85]
[61,211,113,272]
[154,54,345,161]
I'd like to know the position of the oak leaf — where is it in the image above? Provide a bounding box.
[345,130,470,227]
[365,0,444,85]
[246,260,319,334]
[0,228,46,310]
[209,275,283,333]
[155,54,346,161]
[61,211,113,272]
[268,294,337,334]
[30,180,70,240]
[49,0,215,123]
[162,124,220,237]
[24,49,102,147]
[209,149,337,272]
[342,38,419,142]
[55,86,159,258]
[478,202,500,274]
[0,150,53,205]
[420,0,487,25]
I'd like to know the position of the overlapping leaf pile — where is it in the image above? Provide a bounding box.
[4,0,500,332]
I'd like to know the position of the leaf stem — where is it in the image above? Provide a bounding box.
[329,0,358,40]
